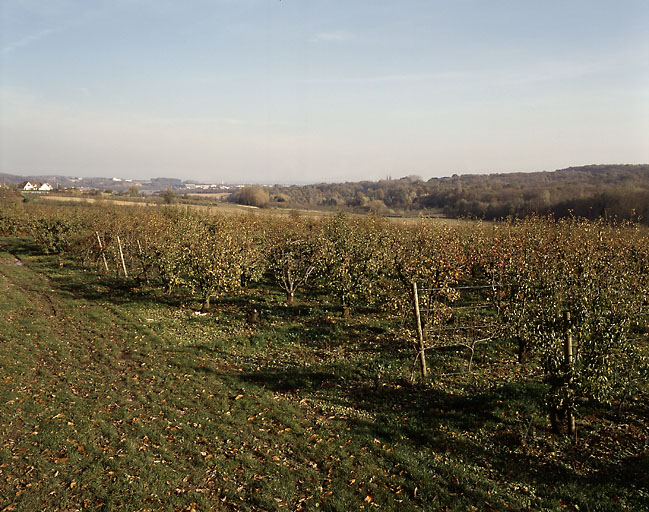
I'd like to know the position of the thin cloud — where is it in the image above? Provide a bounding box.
[303,59,615,88]
[2,4,109,56]
[136,115,301,129]
[309,31,356,43]
[2,28,56,54]
[498,60,608,86]
[305,71,468,84]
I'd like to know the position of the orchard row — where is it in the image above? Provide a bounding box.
[1,201,648,432]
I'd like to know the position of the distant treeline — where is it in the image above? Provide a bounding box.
[232,164,649,223]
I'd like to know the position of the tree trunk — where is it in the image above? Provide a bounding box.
[201,295,211,312]
[286,290,294,304]
[550,409,564,435]
[516,337,529,363]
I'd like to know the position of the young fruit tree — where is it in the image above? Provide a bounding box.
[181,215,244,312]
[266,217,320,305]
[504,218,648,435]
[320,213,389,317]
[389,220,469,379]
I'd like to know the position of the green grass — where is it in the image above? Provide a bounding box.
[0,237,647,511]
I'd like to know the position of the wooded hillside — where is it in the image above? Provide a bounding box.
[247,165,649,222]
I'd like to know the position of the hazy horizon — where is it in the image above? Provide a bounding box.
[2,1,648,184]
[5,164,649,189]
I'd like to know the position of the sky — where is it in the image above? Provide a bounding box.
[1,0,648,184]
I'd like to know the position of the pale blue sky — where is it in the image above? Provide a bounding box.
[1,0,648,183]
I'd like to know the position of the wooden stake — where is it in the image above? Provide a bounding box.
[564,311,576,437]
[117,235,128,278]
[412,282,428,379]
[96,231,109,272]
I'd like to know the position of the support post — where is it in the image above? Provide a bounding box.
[117,235,128,278]
[96,231,109,272]
[412,282,428,379]
[564,311,576,437]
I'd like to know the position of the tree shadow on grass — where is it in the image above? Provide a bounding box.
[0,236,45,260]
[238,364,507,431]
[235,363,646,504]
[52,274,163,306]
[0,237,164,307]
[44,263,188,310]
[608,452,649,488]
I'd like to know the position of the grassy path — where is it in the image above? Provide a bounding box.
[0,238,647,511]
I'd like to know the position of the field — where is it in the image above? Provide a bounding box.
[38,194,336,219]
[37,193,452,223]
[185,193,231,200]
[0,200,648,511]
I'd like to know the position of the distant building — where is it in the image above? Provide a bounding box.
[39,183,53,191]
[22,182,39,191]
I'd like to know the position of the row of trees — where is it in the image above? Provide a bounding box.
[484,218,649,432]
[1,199,647,434]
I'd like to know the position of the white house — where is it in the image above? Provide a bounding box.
[39,183,53,191]
[23,182,38,191]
